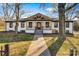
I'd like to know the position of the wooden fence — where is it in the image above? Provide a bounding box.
[0,44,9,56]
[70,47,79,56]
[0,44,78,56]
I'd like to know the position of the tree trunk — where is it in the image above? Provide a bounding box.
[15,3,20,34]
[58,3,66,40]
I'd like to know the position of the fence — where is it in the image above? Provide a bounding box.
[70,47,79,56]
[0,44,78,56]
[0,44,9,56]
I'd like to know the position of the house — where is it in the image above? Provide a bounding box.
[0,18,5,31]
[5,13,73,34]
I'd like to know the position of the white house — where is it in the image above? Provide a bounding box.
[5,13,73,34]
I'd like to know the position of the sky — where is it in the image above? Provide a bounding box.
[17,3,58,18]
[0,3,58,19]
[0,3,79,20]
[21,3,79,20]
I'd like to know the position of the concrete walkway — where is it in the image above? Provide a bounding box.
[26,30,51,56]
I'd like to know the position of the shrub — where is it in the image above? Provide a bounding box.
[0,34,33,43]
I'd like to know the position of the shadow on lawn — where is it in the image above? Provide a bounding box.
[49,37,66,56]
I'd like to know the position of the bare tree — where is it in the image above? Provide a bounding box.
[15,3,20,34]
[0,3,15,32]
[58,3,77,40]
[58,3,66,40]
[0,3,28,33]
[65,4,77,20]
[14,3,27,34]
[39,3,77,40]
[0,3,15,21]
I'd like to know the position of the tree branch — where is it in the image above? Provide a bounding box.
[65,3,78,12]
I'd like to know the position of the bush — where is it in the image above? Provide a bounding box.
[16,34,33,41]
[0,34,33,43]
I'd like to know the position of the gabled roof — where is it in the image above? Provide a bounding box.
[25,13,53,21]
[5,13,53,22]
[5,13,74,22]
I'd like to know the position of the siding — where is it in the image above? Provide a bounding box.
[5,21,73,34]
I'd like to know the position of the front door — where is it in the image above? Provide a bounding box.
[36,22,41,29]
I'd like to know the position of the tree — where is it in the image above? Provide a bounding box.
[15,3,27,34]
[0,3,28,33]
[58,3,77,40]
[0,3,20,34]
[65,6,76,20]
[0,3,15,32]
[39,3,78,40]
[0,3,15,21]
[15,3,20,34]
[58,3,66,40]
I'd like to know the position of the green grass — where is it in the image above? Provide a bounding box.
[16,34,33,41]
[0,33,33,56]
[0,34,33,43]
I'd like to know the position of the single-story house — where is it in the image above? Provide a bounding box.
[5,13,73,34]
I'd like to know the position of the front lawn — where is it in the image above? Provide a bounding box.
[43,33,79,56]
[0,33,33,43]
[0,41,31,56]
[0,33,34,56]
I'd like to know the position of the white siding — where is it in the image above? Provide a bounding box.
[52,22,73,33]
[65,22,73,33]
[52,22,59,33]
[26,21,52,30]
[6,22,15,31]
[42,21,52,30]
[43,29,52,33]
[17,22,26,32]
[5,21,73,34]
[26,21,35,29]
[25,21,35,33]
[25,29,35,33]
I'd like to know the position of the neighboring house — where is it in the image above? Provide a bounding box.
[0,18,5,31]
[5,13,73,34]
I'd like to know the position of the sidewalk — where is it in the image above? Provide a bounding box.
[26,30,51,56]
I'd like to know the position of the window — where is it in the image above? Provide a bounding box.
[29,22,32,28]
[46,22,49,28]
[54,22,58,28]
[9,22,13,28]
[21,22,25,28]
[66,22,69,27]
